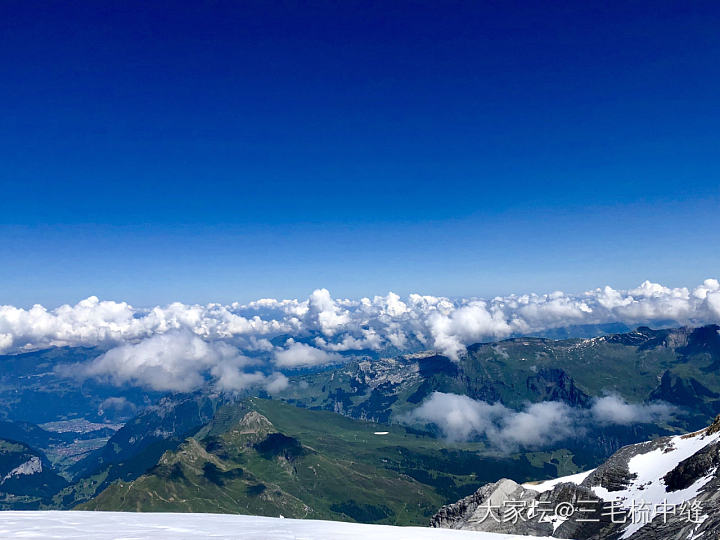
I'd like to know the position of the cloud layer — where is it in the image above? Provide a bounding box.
[2,279,720,392]
[1,279,719,361]
[406,392,674,449]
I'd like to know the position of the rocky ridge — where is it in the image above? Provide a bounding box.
[432,416,720,539]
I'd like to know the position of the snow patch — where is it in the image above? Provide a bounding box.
[590,429,720,538]
[522,469,595,493]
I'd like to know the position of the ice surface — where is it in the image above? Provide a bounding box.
[0,511,546,539]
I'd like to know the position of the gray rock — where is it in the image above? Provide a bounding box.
[431,416,720,539]
[431,478,553,536]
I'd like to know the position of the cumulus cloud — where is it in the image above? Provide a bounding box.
[427,302,514,360]
[499,401,578,448]
[590,394,674,425]
[406,392,576,449]
[407,392,674,450]
[306,288,351,336]
[78,331,285,393]
[1,279,720,360]
[265,372,290,393]
[273,339,342,368]
[97,396,137,419]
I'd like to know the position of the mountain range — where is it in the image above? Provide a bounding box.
[0,325,718,528]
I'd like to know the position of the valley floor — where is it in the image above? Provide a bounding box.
[0,511,547,539]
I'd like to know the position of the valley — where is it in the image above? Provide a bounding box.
[0,325,719,532]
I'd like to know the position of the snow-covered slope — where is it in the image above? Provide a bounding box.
[587,426,720,539]
[0,511,549,539]
[432,416,720,539]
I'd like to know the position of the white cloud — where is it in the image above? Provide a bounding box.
[427,302,515,359]
[498,401,578,448]
[590,394,674,425]
[97,396,137,418]
[211,367,267,393]
[406,392,508,442]
[407,392,674,449]
[81,332,221,391]
[273,339,341,368]
[307,288,350,336]
[265,372,290,394]
[78,331,285,393]
[406,392,576,449]
[0,279,719,360]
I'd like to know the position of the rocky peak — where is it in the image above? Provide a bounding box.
[235,411,274,434]
[1,456,42,483]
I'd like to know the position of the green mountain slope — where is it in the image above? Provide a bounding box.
[80,399,441,523]
[53,394,219,508]
[80,398,585,524]
[280,326,720,430]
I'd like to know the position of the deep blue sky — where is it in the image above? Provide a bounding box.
[1,1,719,306]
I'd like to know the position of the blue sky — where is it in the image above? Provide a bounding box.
[1,1,719,306]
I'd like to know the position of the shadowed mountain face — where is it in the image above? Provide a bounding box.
[52,394,220,509]
[650,370,720,414]
[525,368,590,407]
[0,439,67,509]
